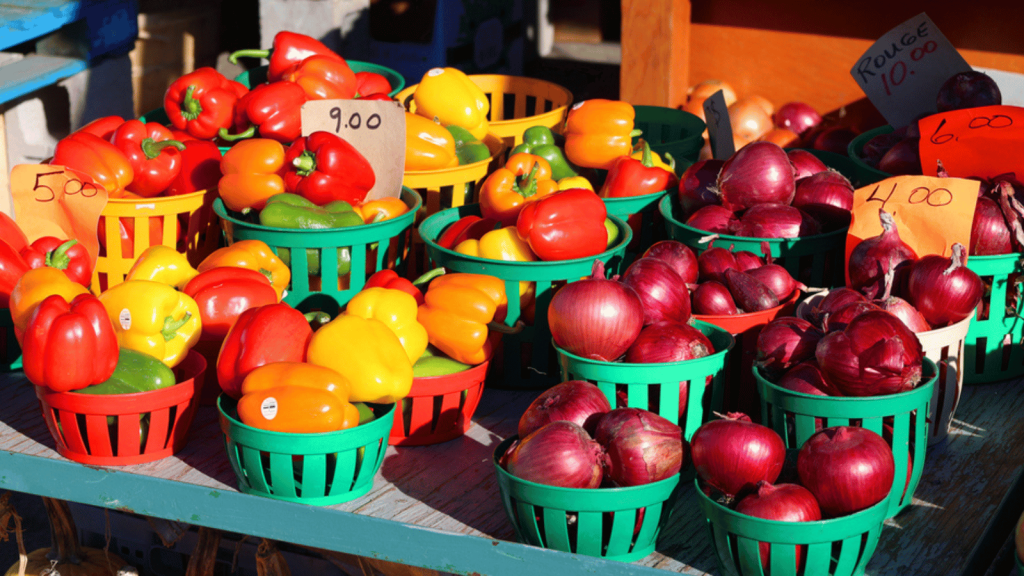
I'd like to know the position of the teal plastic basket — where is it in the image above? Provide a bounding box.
[847,125,896,185]
[697,479,888,576]
[493,436,682,562]
[213,188,421,314]
[234,62,405,97]
[633,105,706,170]
[964,253,1024,383]
[602,189,669,263]
[419,204,631,389]
[755,358,937,519]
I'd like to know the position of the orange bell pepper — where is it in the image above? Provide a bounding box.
[564,99,638,171]
[197,240,291,299]
[479,153,559,226]
[355,197,409,223]
[52,132,134,195]
[218,139,287,212]
[237,385,360,433]
[416,273,508,365]
[241,361,352,401]
[9,267,90,334]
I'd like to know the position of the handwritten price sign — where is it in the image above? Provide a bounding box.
[301,99,406,201]
[10,164,109,265]
[919,105,1024,181]
[702,90,735,160]
[845,175,978,285]
[850,13,971,128]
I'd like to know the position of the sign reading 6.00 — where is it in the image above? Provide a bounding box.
[919,105,1024,182]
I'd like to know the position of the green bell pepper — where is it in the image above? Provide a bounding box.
[446,126,491,166]
[258,193,359,277]
[75,348,177,395]
[276,245,350,277]
[510,126,579,181]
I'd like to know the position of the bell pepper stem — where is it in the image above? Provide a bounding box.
[218,125,257,142]
[292,152,317,176]
[141,138,186,159]
[488,320,526,335]
[664,152,676,172]
[162,312,192,342]
[44,240,77,270]
[629,129,643,138]
[229,49,271,64]
[640,140,653,168]
[516,163,541,198]
[304,311,331,330]
[258,268,274,284]
[182,85,202,121]
[411,268,446,286]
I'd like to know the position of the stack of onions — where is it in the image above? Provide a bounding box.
[686,240,805,316]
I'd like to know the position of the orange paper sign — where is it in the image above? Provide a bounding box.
[10,164,109,266]
[845,175,979,285]
[918,105,1024,181]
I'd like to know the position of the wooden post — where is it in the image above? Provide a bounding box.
[620,0,691,108]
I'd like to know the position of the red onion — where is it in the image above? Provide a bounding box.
[724,268,780,312]
[816,310,924,396]
[812,127,858,156]
[877,296,931,333]
[848,210,918,299]
[798,204,852,233]
[625,322,713,364]
[755,317,823,375]
[787,149,828,180]
[736,481,822,570]
[793,170,854,212]
[642,241,698,284]
[505,421,607,488]
[716,142,796,210]
[936,71,1002,113]
[822,300,882,333]
[808,288,868,329]
[860,132,902,167]
[621,258,692,326]
[971,196,1013,256]
[748,264,806,301]
[996,181,1024,252]
[731,204,821,239]
[733,250,764,272]
[550,260,645,361]
[518,380,612,439]
[686,205,738,234]
[692,281,740,315]
[878,138,922,175]
[906,243,983,327]
[594,408,684,486]
[698,246,739,283]
[797,426,895,517]
[779,361,840,396]
[678,160,724,215]
[691,413,786,497]
[774,102,822,136]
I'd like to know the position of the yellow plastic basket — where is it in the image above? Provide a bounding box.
[92,190,219,292]
[396,75,574,150]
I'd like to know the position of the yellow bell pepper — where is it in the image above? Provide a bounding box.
[355,197,409,224]
[413,67,490,140]
[404,113,459,171]
[417,273,508,365]
[557,176,594,192]
[345,287,428,363]
[453,227,536,302]
[197,240,290,300]
[125,245,199,290]
[630,142,674,173]
[307,314,413,404]
[10,268,90,332]
[97,280,202,368]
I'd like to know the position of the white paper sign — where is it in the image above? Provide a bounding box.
[703,90,735,160]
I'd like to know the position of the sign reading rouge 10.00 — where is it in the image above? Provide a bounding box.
[850,12,972,128]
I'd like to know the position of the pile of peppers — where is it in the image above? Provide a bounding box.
[404,67,493,173]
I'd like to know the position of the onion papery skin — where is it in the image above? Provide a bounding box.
[970,196,1013,256]
[717,142,797,211]
[643,241,699,284]
[505,421,607,488]
[906,244,983,327]
[730,98,774,142]
[774,102,822,136]
[848,210,918,299]
[748,264,805,301]
[797,426,895,518]
[731,204,821,239]
[594,408,684,486]
[787,149,828,181]
[621,258,692,326]
[625,322,713,364]
[878,138,922,175]
[724,268,780,313]
[937,71,1002,113]
[734,251,765,272]
[779,361,841,397]
[793,170,855,212]
[679,160,725,216]
[809,288,868,329]
[755,317,823,376]
[692,281,740,315]
[815,310,924,397]
[698,247,739,284]
[877,297,931,333]
[686,205,738,234]
[822,300,883,333]
[691,413,786,497]
[735,481,822,570]
[549,262,645,361]
[518,380,613,439]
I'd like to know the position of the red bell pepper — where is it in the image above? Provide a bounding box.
[355,71,392,97]
[170,129,198,142]
[110,120,187,198]
[20,238,92,287]
[229,31,346,83]
[436,215,499,250]
[0,213,28,253]
[283,131,375,205]
[165,67,248,141]
[0,241,30,308]
[516,188,608,261]
[357,93,394,102]
[282,54,358,100]
[363,269,425,306]
[165,140,223,197]
[74,116,125,140]
[53,132,134,196]
[183,267,278,340]
[598,141,678,199]
[217,303,314,399]
[22,294,118,392]
[221,81,308,144]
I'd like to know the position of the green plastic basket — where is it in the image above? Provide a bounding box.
[0,309,22,372]
[213,188,421,314]
[601,190,669,263]
[419,204,631,389]
[964,253,1024,383]
[217,395,394,505]
[234,62,405,97]
[755,358,937,519]
[696,479,888,576]
[633,105,706,171]
[554,321,733,439]
[847,125,896,186]
[1017,554,1023,575]
[492,436,682,562]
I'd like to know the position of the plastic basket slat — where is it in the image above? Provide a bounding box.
[117,413,141,456]
[576,511,604,557]
[241,446,269,493]
[769,544,797,576]
[604,509,634,559]
[330,450,358,497]
[433,389,462,436]
[710,522,739,575]
[737,537,763,575]
[302,455,328,498]
[542,508,571,552]
[633,501,662,555]
[85,414,113,457]
[515,501,539,544]
[833,533,863,575]
[270,453,298,499]
[804,542,831,575]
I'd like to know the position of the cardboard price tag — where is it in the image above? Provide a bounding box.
[703,90,735,160]
[10,164,108,266]
[918,105,1024,181]
[300,99,407,201]
[845,175,978,285]
[850,12,971,128]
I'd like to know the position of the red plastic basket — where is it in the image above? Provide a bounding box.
[388,361,488,446]
[36,350,207,465]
